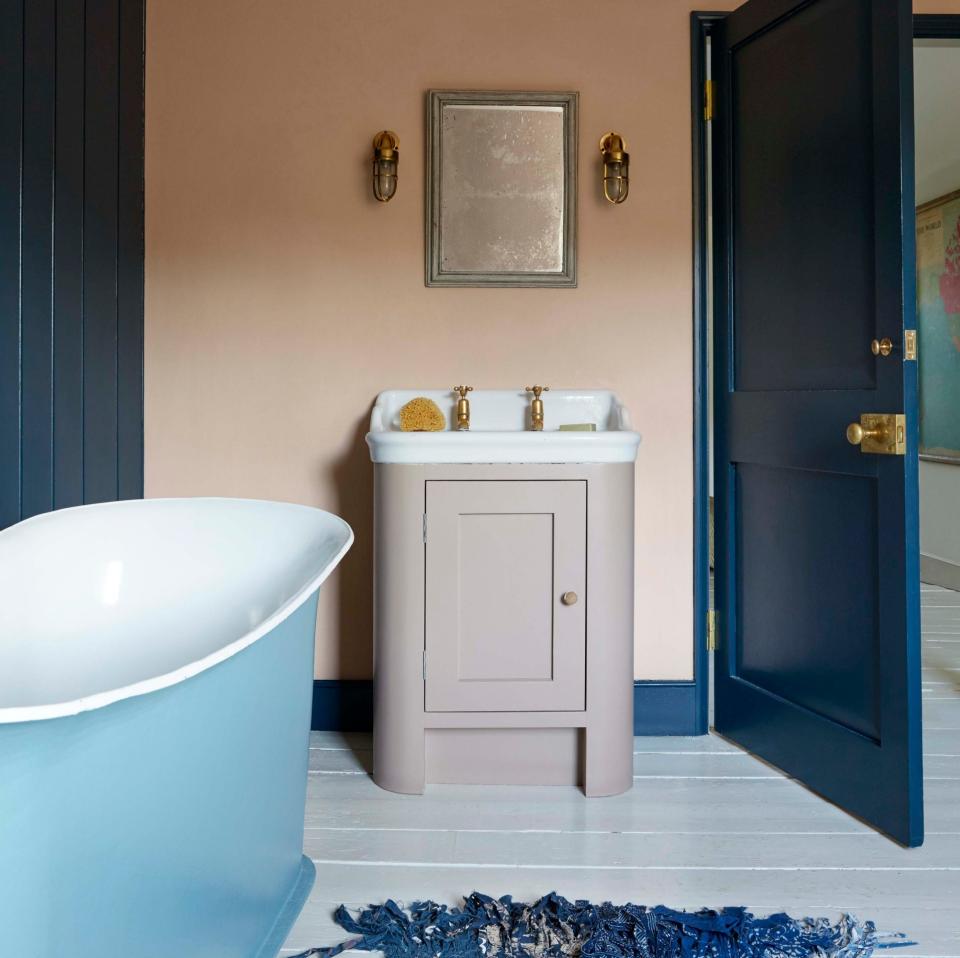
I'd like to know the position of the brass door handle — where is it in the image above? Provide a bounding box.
[846,414,906,455]
[561,591,578,606]
[871,337,894,357]
[846,422,884,445]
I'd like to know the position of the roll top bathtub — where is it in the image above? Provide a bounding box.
[0,498,352,958]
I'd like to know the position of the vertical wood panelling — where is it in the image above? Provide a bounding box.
[53,0,87,510]
[0,2,24,529]
[116,0,144,501]
[20,0,57,519]
[82,0,120,505]
[0,0,143,528]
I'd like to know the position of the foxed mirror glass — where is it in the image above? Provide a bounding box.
[426,91,578,287]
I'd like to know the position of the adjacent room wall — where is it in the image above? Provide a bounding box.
[145,0,960,682]
[915,35,960,586]
[921,463,960,587]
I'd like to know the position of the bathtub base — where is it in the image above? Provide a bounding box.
[256,855,317,958]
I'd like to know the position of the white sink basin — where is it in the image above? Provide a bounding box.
[366,389,641,464]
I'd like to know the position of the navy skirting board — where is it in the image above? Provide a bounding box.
[311,680,699,736]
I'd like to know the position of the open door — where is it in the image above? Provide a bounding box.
[711,0,923,845]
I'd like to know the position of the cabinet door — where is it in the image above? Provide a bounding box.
[425,480,586,712]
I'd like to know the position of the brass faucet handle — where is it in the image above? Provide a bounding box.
[525,385,550,399]
[452,385,473,399]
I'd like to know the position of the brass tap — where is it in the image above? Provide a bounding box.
[452,386,473,430]
[525,385,549,431]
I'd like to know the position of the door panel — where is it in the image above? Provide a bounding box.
[732,0,877,393]
[425,480,586,712]
[736,463,880,741]
[712,0,922,845]
[457,513,555,682]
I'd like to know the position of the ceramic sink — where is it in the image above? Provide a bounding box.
[366,389,641,464]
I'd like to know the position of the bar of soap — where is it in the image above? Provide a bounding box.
[399,397,445,432]
[558,423,597,431]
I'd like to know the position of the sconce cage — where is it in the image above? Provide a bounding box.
[599,132,629,204]
[372,130,399,202]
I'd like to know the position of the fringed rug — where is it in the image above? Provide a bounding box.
[289,892,911,958]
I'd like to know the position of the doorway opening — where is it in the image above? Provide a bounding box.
[914,20,960,591]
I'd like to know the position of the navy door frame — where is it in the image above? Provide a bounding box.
[689,9,960,732]
[691,10,727,735]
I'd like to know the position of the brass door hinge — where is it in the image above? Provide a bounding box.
[707,610,717,652]
[704,80,716,122]
[904,329,917,361]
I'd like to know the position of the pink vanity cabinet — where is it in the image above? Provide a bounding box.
[366,390,640,795]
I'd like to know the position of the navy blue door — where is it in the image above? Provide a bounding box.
[712,0,922,845]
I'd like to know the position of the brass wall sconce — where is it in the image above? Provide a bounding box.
[372,130,399,202]
[599,132,629,204]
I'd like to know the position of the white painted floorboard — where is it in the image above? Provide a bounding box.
[282,586,960,957]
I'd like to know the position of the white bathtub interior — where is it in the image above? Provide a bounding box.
[0,498,353,721]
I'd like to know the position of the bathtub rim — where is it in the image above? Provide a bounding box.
[0,497,354,726]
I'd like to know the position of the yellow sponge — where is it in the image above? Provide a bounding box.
[399,397,445,432]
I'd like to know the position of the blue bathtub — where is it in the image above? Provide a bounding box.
[0,498,353,957]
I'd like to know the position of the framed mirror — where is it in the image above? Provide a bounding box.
[426,90,578,287]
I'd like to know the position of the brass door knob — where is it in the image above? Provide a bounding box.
[845,413,906,455]
[561,591,578,606]
[846,422,884,445]
[871,338,893,357]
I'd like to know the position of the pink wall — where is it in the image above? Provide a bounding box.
[145,0,960,682]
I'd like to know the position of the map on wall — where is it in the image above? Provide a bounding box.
[917,190,960,463]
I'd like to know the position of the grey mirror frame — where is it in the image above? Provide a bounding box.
[425,90,578,288]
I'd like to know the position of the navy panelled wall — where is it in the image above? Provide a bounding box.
[0,0,144,530]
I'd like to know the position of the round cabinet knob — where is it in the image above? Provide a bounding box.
[561,591,578,606]
[871,337,894,357]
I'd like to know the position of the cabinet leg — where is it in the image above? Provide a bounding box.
[583,726,633,797]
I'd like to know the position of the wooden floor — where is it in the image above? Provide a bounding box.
[282,584,960,957]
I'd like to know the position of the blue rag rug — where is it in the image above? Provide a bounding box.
[288,892,912,958]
